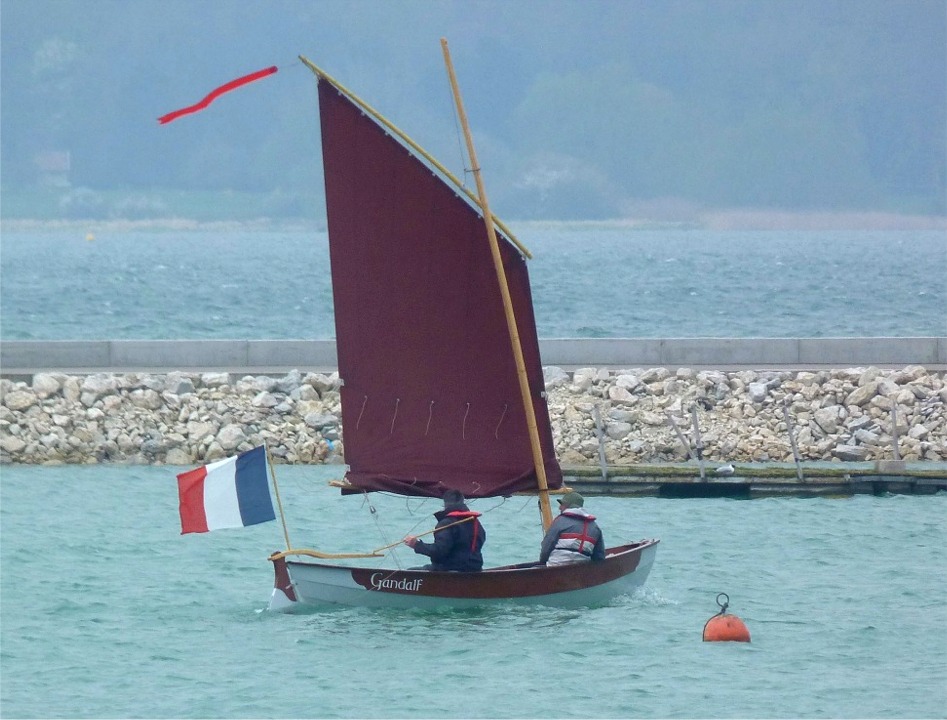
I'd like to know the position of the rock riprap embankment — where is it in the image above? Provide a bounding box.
[1,366,944,465]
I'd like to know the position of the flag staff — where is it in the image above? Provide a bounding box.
[264,441,292,551]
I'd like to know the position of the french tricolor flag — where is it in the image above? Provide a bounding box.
[177,445,276,534]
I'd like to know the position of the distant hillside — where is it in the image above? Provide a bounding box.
[1,0,944,221]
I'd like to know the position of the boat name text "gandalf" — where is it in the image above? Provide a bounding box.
[370,573,424,592]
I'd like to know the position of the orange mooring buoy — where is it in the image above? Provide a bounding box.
[702,592,751,642]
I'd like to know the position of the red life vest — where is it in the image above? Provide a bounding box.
[556,511,598,557]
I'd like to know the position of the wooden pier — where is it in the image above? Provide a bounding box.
[563,461,947,498]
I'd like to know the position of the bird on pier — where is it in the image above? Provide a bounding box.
[715,463,735,476]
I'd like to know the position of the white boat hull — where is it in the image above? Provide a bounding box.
[268,540,658,611]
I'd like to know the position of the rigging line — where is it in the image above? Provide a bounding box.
[512,494,539,515]
[389,497,439,571]
[276,57,307,73]
[358,490,377,516]
[495,403,509,439]
[370,509,397,558]
[464,495,509,519]
[373,489,434,520]
[373,516,477,554]
[390,398,400,435]
[360,489,406,566]
[403,490,430,518]
[243,53,309,74]
[444,62,470,188]
[406,499,437,533]
[356,395,368,430]
[462,402,471,440]
[353,491,432,572]
[485,495,510,514]
[403,480,433,517]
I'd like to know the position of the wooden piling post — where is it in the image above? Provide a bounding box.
[782,399,804,482]
[593,404,608,481]
[890,404,901,461]
[690,406,706,481]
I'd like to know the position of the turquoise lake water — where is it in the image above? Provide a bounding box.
[1,227,944,340]
[1,464,945,719]
[2,224,946,717]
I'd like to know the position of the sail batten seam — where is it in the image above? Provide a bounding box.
[495,404,508,439]
[390,398,400,435]
[425,401,435,436]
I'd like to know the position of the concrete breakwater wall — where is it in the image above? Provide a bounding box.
[1,365,944,466]
[2,337,947,376]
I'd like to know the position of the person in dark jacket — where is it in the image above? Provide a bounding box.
[539,491,605,566]
[403,489,485,571]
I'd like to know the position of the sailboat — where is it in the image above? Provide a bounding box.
[267,42,658,611]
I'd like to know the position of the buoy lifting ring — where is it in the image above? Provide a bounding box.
[702,592,751,643]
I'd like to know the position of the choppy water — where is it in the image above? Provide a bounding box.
[1,464,944,719]
[1,226,944,340]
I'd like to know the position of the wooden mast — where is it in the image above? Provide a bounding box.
[440,38,554,532]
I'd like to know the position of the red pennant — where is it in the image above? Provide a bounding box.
[158,65,278,125]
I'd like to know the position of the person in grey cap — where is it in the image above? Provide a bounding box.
[403,489,485,571]
[539,491,605,566]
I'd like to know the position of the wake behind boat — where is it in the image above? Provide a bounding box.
[261,41,659,610]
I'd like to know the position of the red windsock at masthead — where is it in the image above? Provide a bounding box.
[158,66,278,124]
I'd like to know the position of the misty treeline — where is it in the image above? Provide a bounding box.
[1,0,944,221]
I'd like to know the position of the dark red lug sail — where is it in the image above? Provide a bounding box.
[317,79,562,499]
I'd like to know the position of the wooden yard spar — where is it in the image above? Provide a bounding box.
[297,55,531,259]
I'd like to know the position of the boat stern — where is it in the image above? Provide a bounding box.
[267,552,299,612]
